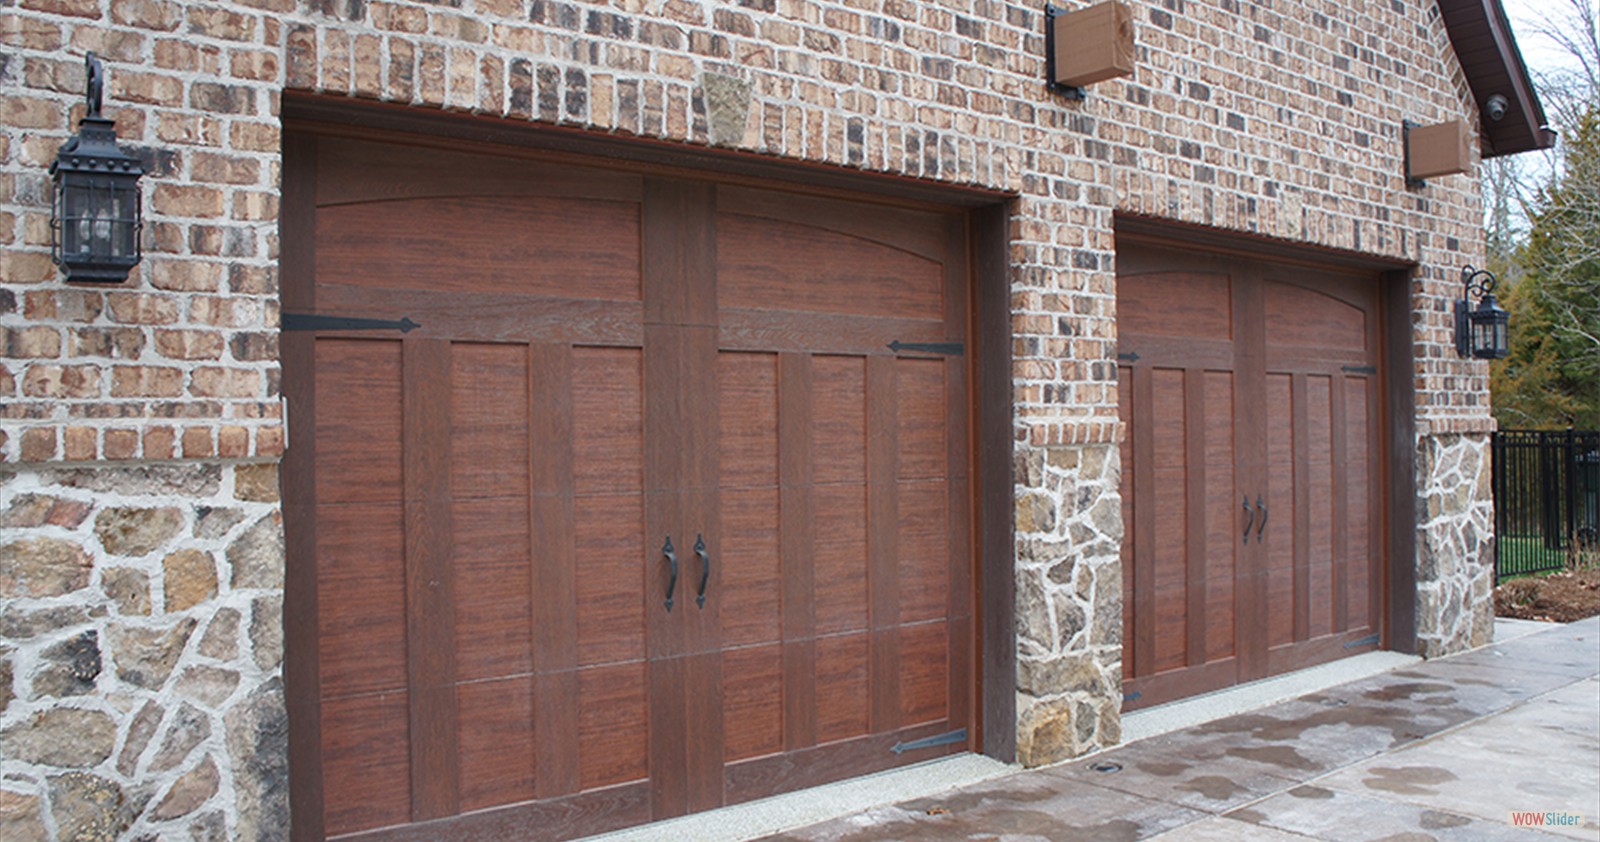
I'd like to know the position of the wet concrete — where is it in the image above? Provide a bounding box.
[763,617,1600,841]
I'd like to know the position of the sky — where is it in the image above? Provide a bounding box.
[1500,0,1590,86]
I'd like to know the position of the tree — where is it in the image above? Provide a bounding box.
[1492,105,1600,430]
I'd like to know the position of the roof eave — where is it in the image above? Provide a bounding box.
[1437,0,1558,158]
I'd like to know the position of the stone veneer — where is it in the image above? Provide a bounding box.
[3,0,1510,834]
[0,464,286,840]
[1415,432,1496,658]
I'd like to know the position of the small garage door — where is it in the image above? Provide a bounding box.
[282,134,975,840]
[1117,243,1385,710]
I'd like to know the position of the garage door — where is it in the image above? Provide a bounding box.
[1116,243,1384,710]
[281,135,974,840]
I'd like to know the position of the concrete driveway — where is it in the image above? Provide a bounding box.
[761,616,1600,841]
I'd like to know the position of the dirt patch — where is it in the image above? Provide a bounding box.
[1493,565,1600,623]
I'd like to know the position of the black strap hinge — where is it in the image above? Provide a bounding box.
[1341,365,1377,375]
[282,313,421,333]
[891,728,967,754]
[888,340,964,356]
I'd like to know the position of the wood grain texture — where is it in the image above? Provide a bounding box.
[322,691,411,836]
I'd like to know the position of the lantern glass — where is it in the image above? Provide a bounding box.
[1469,294,1510,360]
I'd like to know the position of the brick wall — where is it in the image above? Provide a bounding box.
[2,0,1495,836]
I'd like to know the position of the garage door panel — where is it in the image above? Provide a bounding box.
[572,347,644,496]
[1120,246,1384,709]
[722,644,784,762]
[316,195,642,300]
[578,663,649,790]
[322,691,411,836]
[317,502,406,697]
[315,137,643,208]
[457,676,536,812]
[314,340,402,504]
[718,213,944,321]
[574,493,645,667]
[452,496,533,682]
[450,343,530,500]
[292,136,975,839]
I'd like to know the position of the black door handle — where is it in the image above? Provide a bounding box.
[1256,496,1268,540]
[1242,496,1254,545]
[663,536,678,612]
[694,534,710,609]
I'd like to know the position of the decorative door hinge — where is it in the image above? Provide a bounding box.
[891,728,967,754]
[281,313,421,333]
[1341,365,1377,374]
[888,340,964,356]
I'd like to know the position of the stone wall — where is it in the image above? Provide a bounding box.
[1415,432,1496,658]
[1013,443,1123,767]
[2,0,1503,833]
[0,464,285,840]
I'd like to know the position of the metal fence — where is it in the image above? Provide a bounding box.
[1492,429,1600,582]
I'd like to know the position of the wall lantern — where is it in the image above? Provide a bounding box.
[51,52,144,284]
[1045,1,1135,100]
[1455,265,1510,360]
[1403,119,1472,187]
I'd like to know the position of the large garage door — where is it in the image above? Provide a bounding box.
[1117,243,1385,710]
[281,135,974,840]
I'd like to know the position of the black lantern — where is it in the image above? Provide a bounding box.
[1454,266,1510,360]
[51,52,144,283]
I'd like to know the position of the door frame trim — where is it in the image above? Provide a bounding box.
[278,95,1021,840]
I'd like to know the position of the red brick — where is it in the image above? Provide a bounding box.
[191,152,261,185]
[229,121,279,152]
[2,95,64,129]
[254,425,284,457]
[63,426,98,460]
[218,425,249,457]
[20,427,57,461]
[20,0,101,18]
[230,49,280,82]
[143,426,177,459]
[104,428,140,459]
[187,6,256,40]
[1,16,64,50]
[181,426,214,458]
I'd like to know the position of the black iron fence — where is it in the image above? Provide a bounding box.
[1492,429,1600,582]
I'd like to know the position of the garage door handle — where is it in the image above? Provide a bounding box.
[663,536,678,612]
[1256,496,1268,540]
[694,534,710,609]
[1242,496,1255,545]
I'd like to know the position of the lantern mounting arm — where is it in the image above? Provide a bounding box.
[85,52,104,119]
[1461,265,1497,300]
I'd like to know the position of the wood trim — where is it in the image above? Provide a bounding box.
[866,355,902,735]
[1182,366,1207,668]
[282,93,1008,212]
[972,203,1015,763]
[330,781,652,842]
[723,721,962,805]
[1382,269,1418,653]
[402,338,459,820]
[1291,371,1311,646]
[779,353,819,752]
[1115,214,1415,272]
[281,132,326,842]
[529,344,580,799]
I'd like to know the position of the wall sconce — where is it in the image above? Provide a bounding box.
[1455,266,1510,360]
[1404,119,1472,187]
[51,52,144,284]
[1046,1,1135,100]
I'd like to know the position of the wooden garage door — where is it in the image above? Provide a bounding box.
[281,135,973,841]
[1117,244,1384,711]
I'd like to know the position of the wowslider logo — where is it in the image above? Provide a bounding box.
[1510,811,1585,828]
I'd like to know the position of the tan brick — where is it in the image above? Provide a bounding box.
[1,15,65,50]
[63,426,97,460]
[218,425,249,457]
[158,112,224,147]
[111,70,185,106]
[149,260,223,292]
[0,365,16,396]
[232,191,278,221]
[3,327,62,358]
[154,329,225,361]
[191,152,262,185]
[105,428,140,459]
[152,184,225,218]
[20,427,57,461]
[181,426,214,458]
[111,0,183,30]
[22,364,102,398]
[191,367,259,398]
[230,49,280,82]
[112,366,184,397]
[154,39,222,75]
[20,0,101,19]
[255,425,284,457]
[108,293,181,325]
[0,249,55,284]
[143,426,176,459]
[228,121,280,153]
[187,5,256,39]
[3,95,64,129]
